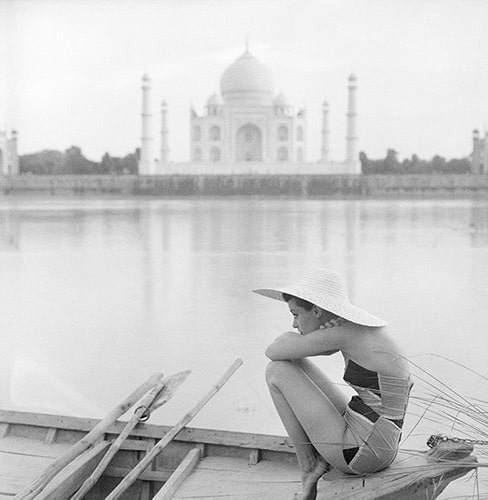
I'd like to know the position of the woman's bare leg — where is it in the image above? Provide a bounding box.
[267,379,328,500]
[266,360,350,499]
[293,358,348,413]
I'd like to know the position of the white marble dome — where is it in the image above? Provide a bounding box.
[220,50,273,105]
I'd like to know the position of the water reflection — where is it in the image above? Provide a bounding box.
[0,198,487,440]
[0,211,20,250]
[470,202,488,247]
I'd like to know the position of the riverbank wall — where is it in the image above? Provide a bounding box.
[1,174,488,197]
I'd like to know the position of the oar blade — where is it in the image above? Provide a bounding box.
[150,370,191,411]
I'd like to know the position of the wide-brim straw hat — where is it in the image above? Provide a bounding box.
[253,268,387,328]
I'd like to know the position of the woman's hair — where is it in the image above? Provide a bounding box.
[282,293,314,311]
[282,293,341,323]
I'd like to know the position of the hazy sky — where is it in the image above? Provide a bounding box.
[2,0,488,162]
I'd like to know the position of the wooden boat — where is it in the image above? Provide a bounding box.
[0,408,478,500]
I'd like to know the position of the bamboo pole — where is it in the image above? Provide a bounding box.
[14,372,164,500]
[71,370,190,500]
[105,358,243,500]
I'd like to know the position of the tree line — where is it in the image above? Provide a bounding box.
[19,146,472,175]
[19,147,139,175]
[360,149,471,175]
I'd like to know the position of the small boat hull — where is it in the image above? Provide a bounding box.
[0,409,477,499]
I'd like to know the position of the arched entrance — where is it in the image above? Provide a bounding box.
[236,124,262,161]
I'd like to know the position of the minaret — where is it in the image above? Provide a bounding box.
[139,73,153,175]
[160,100,169,164]
[346,74,359,172]
[472,129,480,174]
[321,100,330,163]
[9,130,19,175]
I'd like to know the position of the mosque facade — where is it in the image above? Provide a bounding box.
[0,129,19,176]
[139,47,360,175]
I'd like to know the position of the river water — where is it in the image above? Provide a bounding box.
[1,196,487,496]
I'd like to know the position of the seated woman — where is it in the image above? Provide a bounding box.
[253,268,412,500]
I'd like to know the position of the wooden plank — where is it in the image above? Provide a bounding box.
[140,478,151,500]
[145,438,156,454]
[44,429,57,445]
[118,440,148,452]
[196,443,207,459]
[249,448,261,465]
[0,436,70,458]
[0,410,294,455]
[0,424,10,439]
[0,411,96,434]
[140,439,156,500]
[153,448,201,500]
[172,455,300,500]
[0,449,54,495]
[103,466,170,483]
[37,441,110,500]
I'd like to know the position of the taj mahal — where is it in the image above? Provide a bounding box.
[2,45,486,177]
[138,45,360,175]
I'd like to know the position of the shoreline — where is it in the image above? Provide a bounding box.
[1,173,488,198]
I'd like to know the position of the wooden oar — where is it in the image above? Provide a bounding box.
[149,370,192,412]
[14,372,164,500]
[105,358,243,500]
[71,370,191,500]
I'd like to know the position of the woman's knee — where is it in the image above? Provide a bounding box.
[265,360,293,387]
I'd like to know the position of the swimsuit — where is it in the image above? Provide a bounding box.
[342,358,412,474]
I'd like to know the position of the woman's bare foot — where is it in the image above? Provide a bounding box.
[293,457,329,500]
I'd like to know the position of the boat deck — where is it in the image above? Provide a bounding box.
[172,447,479,500]
[172,455,300,499]
[0,435,72,498]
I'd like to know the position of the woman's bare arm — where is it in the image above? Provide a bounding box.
[265,328,346,360]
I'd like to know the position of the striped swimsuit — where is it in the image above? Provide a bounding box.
[341,358,412,474]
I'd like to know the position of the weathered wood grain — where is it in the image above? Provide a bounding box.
[153,448,201,500]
